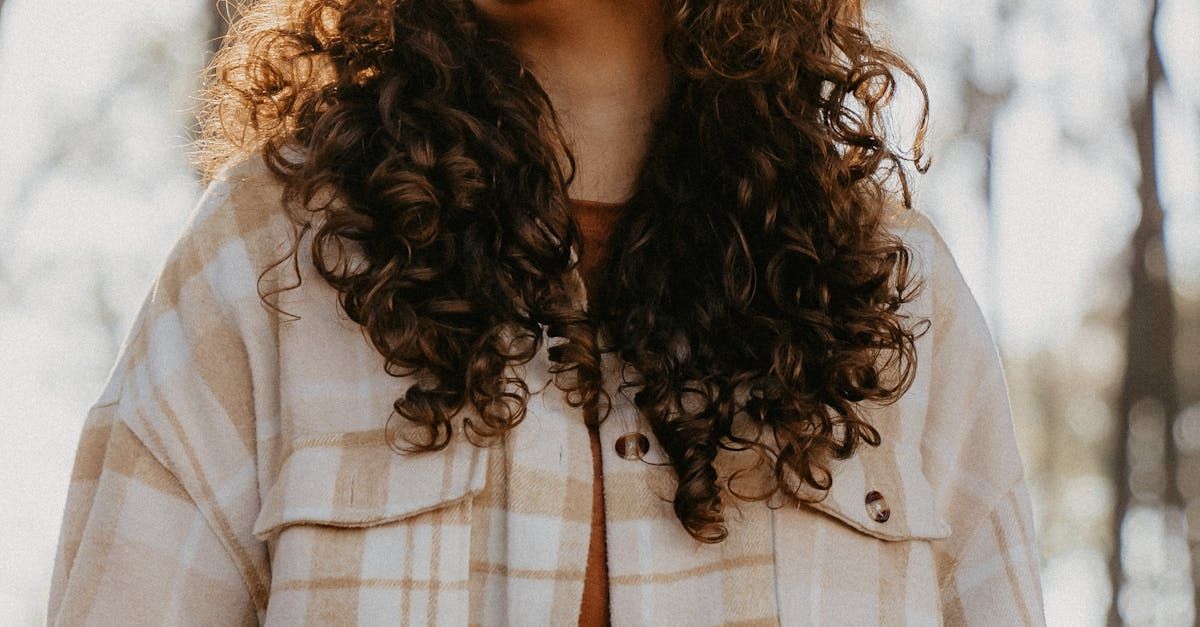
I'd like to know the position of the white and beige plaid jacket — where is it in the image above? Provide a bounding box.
[47,153,1045,626]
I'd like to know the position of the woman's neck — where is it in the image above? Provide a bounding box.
[473,1,674,203]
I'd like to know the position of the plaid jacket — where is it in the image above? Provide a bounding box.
[47,153,1045,626]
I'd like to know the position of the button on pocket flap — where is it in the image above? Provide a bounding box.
[716,386,950,542]
[800,442,951,542]
[252,427,490,541]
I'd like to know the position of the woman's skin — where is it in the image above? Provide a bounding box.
[470,1,675,203]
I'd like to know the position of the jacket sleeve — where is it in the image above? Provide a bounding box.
[46,397,259,626]
[913,213,1046,625]
[47,159,285,625]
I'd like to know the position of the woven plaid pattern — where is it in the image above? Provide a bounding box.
[48,153,1045,625]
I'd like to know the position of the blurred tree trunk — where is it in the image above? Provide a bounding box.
[1107,0,1183,623]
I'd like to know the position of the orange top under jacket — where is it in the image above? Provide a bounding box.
[569,195,629,627]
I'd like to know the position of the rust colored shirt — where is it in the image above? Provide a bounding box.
[570,195,629,627]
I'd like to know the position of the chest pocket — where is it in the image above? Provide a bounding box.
[252,427,490,626]
[796,441,951,542]
[767,434,952,625]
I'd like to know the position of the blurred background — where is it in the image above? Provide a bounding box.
[0,0,1195,624]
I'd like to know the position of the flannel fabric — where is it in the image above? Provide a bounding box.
[48,152,1045,625]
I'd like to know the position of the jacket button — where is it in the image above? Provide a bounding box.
[615,432,650,460]
[865,490,890,523]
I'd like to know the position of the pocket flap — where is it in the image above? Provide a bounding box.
[718,377,950,542]
[798,440,951,541]
[252,426,491,540]
[716,420,950,542]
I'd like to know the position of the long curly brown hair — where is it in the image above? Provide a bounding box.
[192,0,931,543]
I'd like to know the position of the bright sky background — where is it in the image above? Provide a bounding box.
[0,1,210,622]
[0,0,1196,625]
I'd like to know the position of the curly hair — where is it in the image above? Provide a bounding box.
[191,0,931,544]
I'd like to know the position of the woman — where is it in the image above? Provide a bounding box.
[48,0,1045,624]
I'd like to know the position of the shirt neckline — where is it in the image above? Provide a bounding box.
[567,196,630,210]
